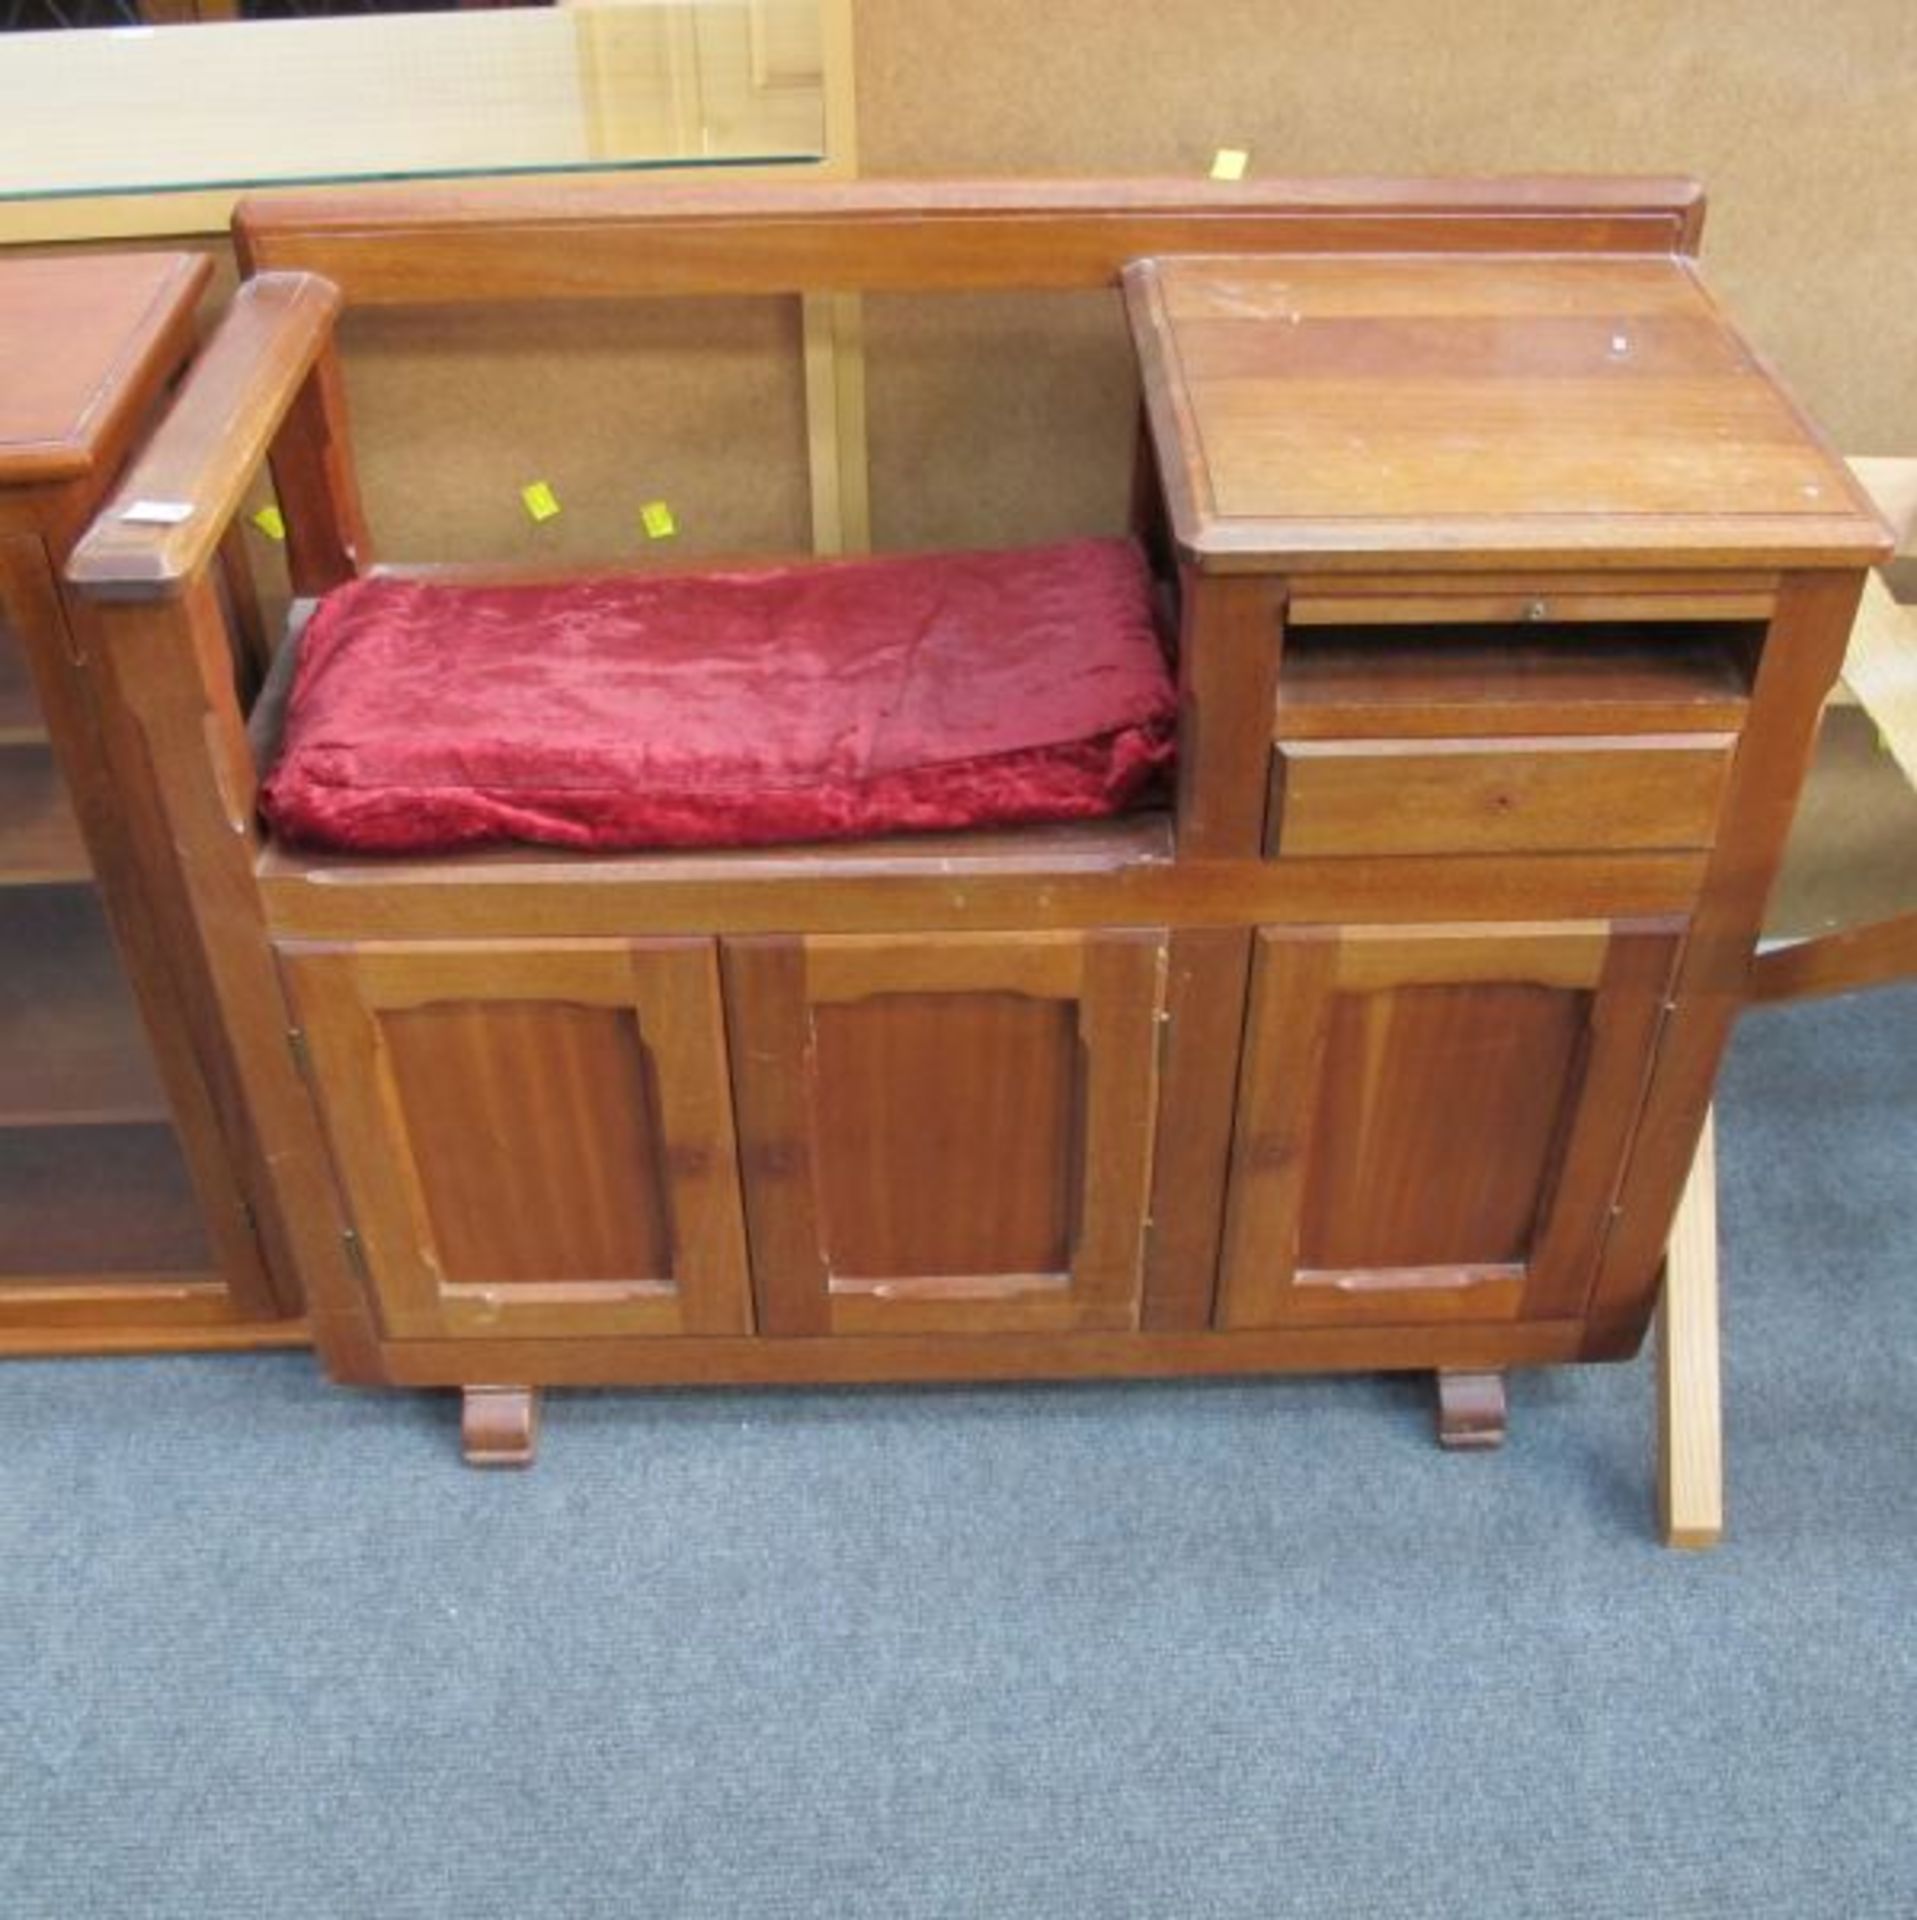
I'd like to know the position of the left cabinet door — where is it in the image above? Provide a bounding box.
[280,941,752,1341]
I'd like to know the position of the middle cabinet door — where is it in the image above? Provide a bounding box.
[281,938,752,1342]
[724,930,1168,1336]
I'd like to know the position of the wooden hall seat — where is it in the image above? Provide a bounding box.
[61,177,1902,1529]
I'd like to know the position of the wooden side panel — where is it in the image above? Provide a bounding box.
[1584,571,1867,1353]
[1220,923,1677,1330]
[281,940,750,1341]
[269,338,373,595]
[1175,573,1285,858]
[726,929,1166,1337]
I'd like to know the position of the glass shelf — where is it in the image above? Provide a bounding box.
[0,0,827,203]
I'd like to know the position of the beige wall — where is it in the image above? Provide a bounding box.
[855,0,1912,459]
[328,2,1914,565]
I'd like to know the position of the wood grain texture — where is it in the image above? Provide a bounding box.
[1747,914,1917,1005]
[0,1311,310,1353]
[234,175,1707,303]
[461,1384,539,1468]
[1658,1109,1724,1548]
[1583,571,1868,1351]
[811,993,1078,1281]
[726,929,1163,1339]
[1215,930,1337,1329]
[1126,254,1891,573]
[721,937,830,1336]
[1287,585,1776,627]
[1139,927,1250,1330]
[0,254,210,486]
[258,843,1713,942]
[1173,571,1284,857]
[269,337,372,595]
[1220,923,1675,1332]
[82,579,379,1357]
[1269,734,1736,858]
[67,274,343,600]
[280,940,751,1341]
[1275,624,1754,740]
[375,1317,1595,1389]
[1741,553,1917,1004]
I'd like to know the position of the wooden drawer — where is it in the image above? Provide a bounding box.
[1268,732,1736,857]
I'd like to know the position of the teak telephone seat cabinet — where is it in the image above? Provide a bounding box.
[61,178,1902,1486]
[0,255,301,1352]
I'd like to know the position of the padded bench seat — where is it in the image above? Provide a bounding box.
[259,537,1176,854]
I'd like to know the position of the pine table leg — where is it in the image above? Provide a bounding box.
[1658,1110,1724,1549]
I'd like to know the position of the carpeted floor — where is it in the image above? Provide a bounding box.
[2,989,1913,1919]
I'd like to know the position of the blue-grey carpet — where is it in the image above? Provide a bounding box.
[3,989,1914,1919]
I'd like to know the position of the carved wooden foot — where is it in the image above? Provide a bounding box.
[1435,1370,1508,1451]
[461,1385,540,1468]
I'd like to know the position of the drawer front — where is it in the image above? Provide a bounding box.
[1268,732,1735,858]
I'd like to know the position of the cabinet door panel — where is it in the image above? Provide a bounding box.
[1219,922,1677,1328]
[727,931,1166,1336]
[282,941,750,1340]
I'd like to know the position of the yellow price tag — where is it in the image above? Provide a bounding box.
[641,500,677,541]
[521,481,562,523]
[251,504,287,542]
[1209,148,1250,182]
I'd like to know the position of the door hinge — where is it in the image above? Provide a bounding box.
[287,1027,311,1080]
[341,1226,370,1281]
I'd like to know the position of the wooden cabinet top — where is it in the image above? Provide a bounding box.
[1125,252,1892,574]
[0,253,210,493]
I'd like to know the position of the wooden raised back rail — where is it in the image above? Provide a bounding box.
[234,174,1706,300]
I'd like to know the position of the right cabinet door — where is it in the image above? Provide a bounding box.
[1217,921,1680,1329]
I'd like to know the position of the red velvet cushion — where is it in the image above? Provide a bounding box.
[260,538,1176,854]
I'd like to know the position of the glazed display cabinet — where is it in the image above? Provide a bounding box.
[0,253,302,1349]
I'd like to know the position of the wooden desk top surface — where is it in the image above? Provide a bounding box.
[1126,252,1891,574]
[0,253,209,490]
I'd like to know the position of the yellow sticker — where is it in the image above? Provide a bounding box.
[1209,148,1250,182]
[251,504,287,542]
[521,481,561,523]
[641,500,677,540]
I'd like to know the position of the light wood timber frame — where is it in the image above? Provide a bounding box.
[1749,458,1917,1007]
[62,177,1907,1538]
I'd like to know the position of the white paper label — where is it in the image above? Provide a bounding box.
[120,499,193,526]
